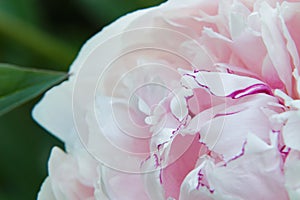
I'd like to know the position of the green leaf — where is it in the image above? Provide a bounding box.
[0,63,67,116]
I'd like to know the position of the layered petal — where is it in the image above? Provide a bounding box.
[180,133,288,200]
[285,150,300,199]
[34,0,300,199]
[43,147,99,200]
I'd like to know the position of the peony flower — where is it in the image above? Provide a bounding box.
[33,0,300,199]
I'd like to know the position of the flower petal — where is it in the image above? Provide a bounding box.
[100,166,149,200]
[180,133,288,199]
[47,147,97,200]
[284,150,300,199]
[282,111,300,151]
[37,177,56,200]
[260,2,293,93]
[181,70,265,98]
[32,6,153,145]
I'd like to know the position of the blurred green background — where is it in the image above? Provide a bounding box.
[0,0,165,199]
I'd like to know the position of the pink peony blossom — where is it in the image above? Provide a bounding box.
[34,0,300,199]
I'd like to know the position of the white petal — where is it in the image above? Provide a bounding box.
[282,111,300,151]
[260,2,293,94]
[182,71,264,98]
[285,150,300,200]
[100,166,149,200]
[37,177,56,200]
[138,96,151,115]
[170,88,193,121]
[180,133,288,199]
[32,6,155,148]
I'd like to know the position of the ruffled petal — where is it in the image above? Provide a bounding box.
[100,166,149,200]
[46,147,98,200]
[32,5,154,145]
[284,150,300,199]
[181,70,266,98]
[260,2,293,94]
[37,177,56,200]
[180,133,288,200]
[282,111,300,151]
